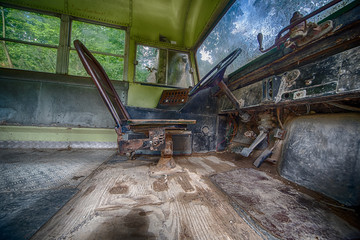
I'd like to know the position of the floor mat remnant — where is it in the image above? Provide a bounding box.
[210,168,360,240]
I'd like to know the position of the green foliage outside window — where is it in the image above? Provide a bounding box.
[135,46,159,83]
[71,21,125,55]
[68,50,124,80]
[0,6,126,80]
[69,21,125,80]
[0,7,59,72]
[1,7,59,45]
[2,42,57,72]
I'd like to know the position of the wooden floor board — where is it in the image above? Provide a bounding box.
[31,155,262,240]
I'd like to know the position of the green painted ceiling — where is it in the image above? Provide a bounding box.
[3,0,232,49]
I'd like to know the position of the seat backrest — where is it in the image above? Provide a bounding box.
[74,40,130,128]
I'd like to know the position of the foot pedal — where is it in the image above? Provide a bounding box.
[239,131,267,157]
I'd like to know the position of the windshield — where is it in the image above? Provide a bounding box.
[196,0,353,79]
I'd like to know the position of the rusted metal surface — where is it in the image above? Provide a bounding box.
[149,128,165,151]
[130,125,187,133]
[218,81,243,111]
[117,128,167,154]
[258,0,342,53]
[158,89,190,107]
[286,20,334,48]
[127,119,196,125]
[156,133,176,170]
[118,138,150,153]
[222,45,360,113]
[162,133,173,157]
[230,19,360,90]
[273,128,286,140]
[238,130,267,157]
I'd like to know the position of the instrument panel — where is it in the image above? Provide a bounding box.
[220,46,360,112]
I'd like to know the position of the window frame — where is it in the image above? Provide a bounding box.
[134,43,194,88]
[0,4,128,81]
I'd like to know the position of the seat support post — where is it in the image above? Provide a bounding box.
[156,133,176,170]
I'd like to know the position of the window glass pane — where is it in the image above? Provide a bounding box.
[69,50,124,80]
[95,54,124,80]
[167,51,193,88]
[71,21,125,55]
[0,43,10,68]
[1,7,60,45]
[0,42,56,72]
[135,46,160,84]
[68,50,87,77]
[0,8,3,37]
[70,21,125,80]
[196,0,354,79]
[135,45,194,88]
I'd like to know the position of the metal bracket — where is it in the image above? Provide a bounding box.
[257,0,339,53]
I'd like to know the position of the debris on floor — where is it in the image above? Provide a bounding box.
[211,168,360,240]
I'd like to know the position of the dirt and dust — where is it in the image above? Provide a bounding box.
[152,176,168,192]
[203,151,360,230]
[179,221,193,239]
[109,183,129,194]
[72,176,85,180]
[179,150,360,232]
[31,151,359,239]
[82,185,96,197]
[211,168,360,239]
[171,172,194,192]
[90,209,156,240]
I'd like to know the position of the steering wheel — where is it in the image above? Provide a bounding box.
[188,48,242,97]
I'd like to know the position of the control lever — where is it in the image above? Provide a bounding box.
[257,33,264,52]
[218,79,250,122]
[239,130,267,157]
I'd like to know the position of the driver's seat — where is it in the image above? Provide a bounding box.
[74,40,196,169]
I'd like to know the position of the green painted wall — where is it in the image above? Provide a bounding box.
[0,126,117,142]
[127,83,170,108]
[4,0,230,49]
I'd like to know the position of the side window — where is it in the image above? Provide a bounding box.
[135,45,193,88]
[69,21,126,80]
[0,7,60,73]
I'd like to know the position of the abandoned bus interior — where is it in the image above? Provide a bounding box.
[0,0,360,239]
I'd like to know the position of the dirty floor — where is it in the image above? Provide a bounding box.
[1,149,359,240]
[211,168,360,239]
[30,153,263,240]
[0,149,114,240]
